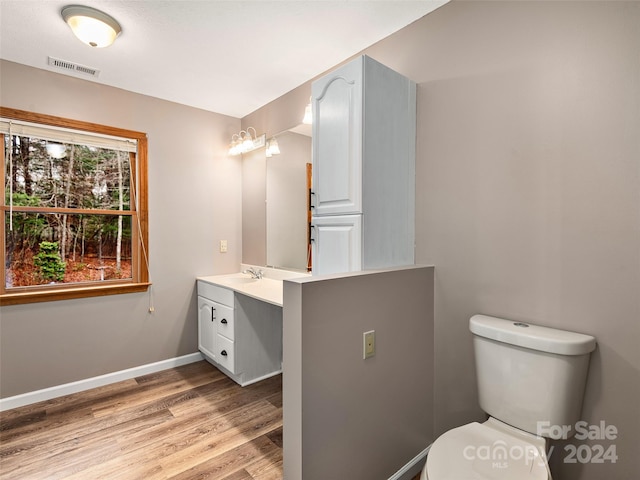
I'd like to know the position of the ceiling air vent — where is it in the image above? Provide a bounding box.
[48,56,100,78]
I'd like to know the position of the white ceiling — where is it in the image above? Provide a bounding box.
[0,0,447,118]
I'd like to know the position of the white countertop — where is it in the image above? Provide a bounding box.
[196,274,283,306]
[197,266,310,307]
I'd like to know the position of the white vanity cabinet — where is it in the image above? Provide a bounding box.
[197,280,282,386]
[311,55,416,275]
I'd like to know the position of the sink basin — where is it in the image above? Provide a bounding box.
[222,276,259,284]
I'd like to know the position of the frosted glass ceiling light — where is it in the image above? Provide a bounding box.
[62,5,122,48]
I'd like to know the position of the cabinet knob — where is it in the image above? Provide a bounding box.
[220,350,228,356]
[220,318,228,324]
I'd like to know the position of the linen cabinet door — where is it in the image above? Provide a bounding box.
[311,214,362,276]
[312,57,363,216]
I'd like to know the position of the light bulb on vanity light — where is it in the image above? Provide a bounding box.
[266,138,280,157]
[302,100,312,125]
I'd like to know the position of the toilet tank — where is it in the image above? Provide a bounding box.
[470,314,596,437]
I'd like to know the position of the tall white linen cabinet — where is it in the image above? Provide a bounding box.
[311,55,416,275]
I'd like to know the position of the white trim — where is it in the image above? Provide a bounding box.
[388,444,431,480]
[239,369,282,387]
[0,118,138,152]
[0,352,203,412]
[211,359,282,388]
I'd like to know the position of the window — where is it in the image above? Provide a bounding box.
[1,107,149,305]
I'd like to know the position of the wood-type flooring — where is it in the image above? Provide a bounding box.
[0,361,283,480]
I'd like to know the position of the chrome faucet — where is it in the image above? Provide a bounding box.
[242,267,263,279]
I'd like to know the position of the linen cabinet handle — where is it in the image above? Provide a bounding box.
[220,318,228,324]
[220,350,228,356]
[211,307,216,321]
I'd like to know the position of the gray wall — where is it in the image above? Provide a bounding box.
[0,60,242,398]
[383,3,639,479]
[254,1,640,478]
[283,266,434,479]
[378,2,640,478]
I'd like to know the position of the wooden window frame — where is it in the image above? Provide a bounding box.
[0,107,150,306]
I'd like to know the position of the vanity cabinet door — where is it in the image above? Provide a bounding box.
[312,56,363,216]
[197,296,217,361]
[311,214,362,275]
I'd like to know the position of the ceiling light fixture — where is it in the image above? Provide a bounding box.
[61,5,122,48]
[228,127,266,156]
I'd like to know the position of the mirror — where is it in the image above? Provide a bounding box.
[242,124,311,272]
[266,126,311,271]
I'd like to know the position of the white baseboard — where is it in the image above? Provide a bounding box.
[389,444,431,480]
[239,369,282,387]
[0,352,204,412]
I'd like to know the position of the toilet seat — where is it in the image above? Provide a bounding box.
[422,418,550,480]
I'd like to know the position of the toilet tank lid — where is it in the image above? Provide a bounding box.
[470,314,596,355]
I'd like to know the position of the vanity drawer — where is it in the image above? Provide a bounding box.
[216,335,236,373]
[197,281,234,307]
[213,303,235,341]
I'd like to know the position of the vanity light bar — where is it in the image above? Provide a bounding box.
[228,127,266,156]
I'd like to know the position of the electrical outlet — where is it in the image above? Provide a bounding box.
[220,240,228,253]
[363,330,375,359]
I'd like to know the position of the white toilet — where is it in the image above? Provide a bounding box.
[421,314,596,480]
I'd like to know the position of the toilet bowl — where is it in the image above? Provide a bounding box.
[420,315,595,480]
[420,417,550,480]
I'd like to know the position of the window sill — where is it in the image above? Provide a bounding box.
[0,283,151,306]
